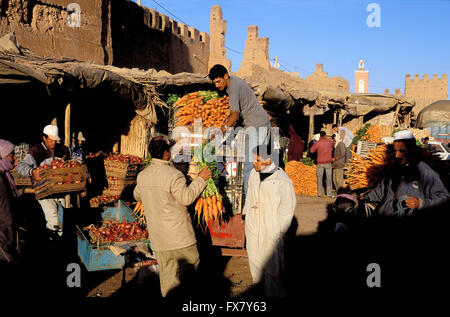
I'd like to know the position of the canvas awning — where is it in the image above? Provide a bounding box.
[415,100,450,128]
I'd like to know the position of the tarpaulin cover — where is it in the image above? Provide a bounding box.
[415,100,450,128]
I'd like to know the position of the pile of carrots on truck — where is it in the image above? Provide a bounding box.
[171,91,231,128]
[361,124,382,143]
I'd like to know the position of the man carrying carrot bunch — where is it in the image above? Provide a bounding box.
[134,136,212,297]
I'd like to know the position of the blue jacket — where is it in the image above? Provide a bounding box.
[365,161,449,217]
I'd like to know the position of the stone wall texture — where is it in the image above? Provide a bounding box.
[0,0,210,74]
[404,73,448,113]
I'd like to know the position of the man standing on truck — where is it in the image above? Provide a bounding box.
[208,64,270,196]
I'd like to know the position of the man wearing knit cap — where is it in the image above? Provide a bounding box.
[362,130,449,217]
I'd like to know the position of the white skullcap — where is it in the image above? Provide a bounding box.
[393,130,415,141]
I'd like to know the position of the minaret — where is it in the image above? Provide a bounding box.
[355,59,369,93]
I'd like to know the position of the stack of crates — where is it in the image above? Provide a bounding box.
[103,160,142,196]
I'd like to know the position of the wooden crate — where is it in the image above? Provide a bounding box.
[10,168,33,186]
[33,165,89,200]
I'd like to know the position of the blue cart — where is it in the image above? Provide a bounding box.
[75,200,152,271]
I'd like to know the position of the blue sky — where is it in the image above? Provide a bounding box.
[140,0,450,95]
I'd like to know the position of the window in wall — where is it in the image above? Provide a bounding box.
[358,80,365,93]
[149,13,153,27]
[188,30,192,38]
[158,16,162,29]
[177,27,181,34]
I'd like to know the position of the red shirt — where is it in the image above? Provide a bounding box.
[310,137,333,164]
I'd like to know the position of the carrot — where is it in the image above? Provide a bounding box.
[195,198,202,211]
[197,200,203,222]
[211,198,218,219]
[202,198,208,222]
[207,203,213,222]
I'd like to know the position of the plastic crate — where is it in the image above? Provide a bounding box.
[76,200,151,271]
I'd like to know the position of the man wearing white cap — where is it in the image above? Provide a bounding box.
[362,130,449,217]
[17,125,70,240]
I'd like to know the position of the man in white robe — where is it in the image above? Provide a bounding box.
[244,145,297,297]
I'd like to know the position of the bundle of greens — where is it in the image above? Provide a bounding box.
[353,123,372,145]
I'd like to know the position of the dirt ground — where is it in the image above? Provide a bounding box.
[5,192,448,299]
[84,194,333,297]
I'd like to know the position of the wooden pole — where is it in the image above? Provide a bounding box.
[308,106,315,149]
[333,111,337,125]
[64,103,71,209]
[358,115,364,129]
[392,103,401,130]
[113,141,119,153]
[64,103,71,147]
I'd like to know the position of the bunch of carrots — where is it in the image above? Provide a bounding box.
[194,189,224,226]
[172,91,230,127]
[192,142,225,228]
[285,161,318,196]
[345,145,388,190]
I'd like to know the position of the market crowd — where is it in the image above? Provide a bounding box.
[1,64,449,298]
